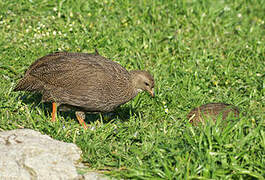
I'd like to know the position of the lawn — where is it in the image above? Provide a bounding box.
[0,0,264,179]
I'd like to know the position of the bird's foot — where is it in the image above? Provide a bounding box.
[75,111,88,130]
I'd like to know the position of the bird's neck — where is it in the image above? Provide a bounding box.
[130,70,142,97]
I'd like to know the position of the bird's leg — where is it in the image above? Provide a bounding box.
[75,111,88,130]
[51,102,57,122]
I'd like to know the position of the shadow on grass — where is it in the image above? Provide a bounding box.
[17,92,140,124]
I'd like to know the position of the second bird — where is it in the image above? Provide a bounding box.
[14,51,155,129]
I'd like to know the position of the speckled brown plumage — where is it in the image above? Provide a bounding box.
[14,51,155,128]
[187,103,240,125]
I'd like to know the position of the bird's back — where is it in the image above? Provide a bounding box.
[187,103,240,124]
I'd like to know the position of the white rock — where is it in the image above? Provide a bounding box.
[82,172,111,180]
[0,129,82,180]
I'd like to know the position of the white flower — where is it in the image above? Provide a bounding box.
[237,13,242,18]
[250,27,253,33]
[133,132,138,137]
[224,6,230,11]
[90,126,95,131]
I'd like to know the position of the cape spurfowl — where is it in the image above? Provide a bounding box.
[14,51,155,129]
[187,103,239,125]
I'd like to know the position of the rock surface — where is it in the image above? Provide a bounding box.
[82,172,111,180]
[0,129,82,180]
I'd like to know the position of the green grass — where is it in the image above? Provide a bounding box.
[1,0,264,179]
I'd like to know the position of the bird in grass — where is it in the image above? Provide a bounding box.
[187,103,239,125]
[14,50,155,129]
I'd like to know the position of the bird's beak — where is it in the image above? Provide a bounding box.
[148,88,155,97]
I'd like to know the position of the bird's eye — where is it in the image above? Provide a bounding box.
[144,82,149,86]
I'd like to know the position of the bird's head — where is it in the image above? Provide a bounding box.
[131,70,155,97]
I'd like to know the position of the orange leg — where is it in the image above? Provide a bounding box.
[51,102,57,122]
[75,111,88,130]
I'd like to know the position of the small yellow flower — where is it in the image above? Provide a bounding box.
[213,81,218,86]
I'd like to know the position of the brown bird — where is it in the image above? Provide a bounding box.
[187,103,239,125]
[14,51,155,129]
